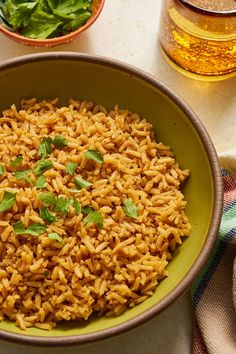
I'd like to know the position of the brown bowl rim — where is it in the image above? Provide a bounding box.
[0,52,223,347]
[0,0,105,47]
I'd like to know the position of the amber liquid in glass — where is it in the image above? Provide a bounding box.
[159,0,236,78]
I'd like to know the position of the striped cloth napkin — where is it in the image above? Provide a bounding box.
[192,151,236,354]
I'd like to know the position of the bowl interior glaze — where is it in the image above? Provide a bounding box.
[0,53,222,345]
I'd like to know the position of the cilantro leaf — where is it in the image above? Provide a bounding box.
[123,199,138,219]
[12,221,25,235]
[69,189,82,194]
[0,165,5,175]
[66,162,77,175]
[53,135,68,148]
[35,175,47,189]
[15,170,31,181]
[84,149,104,164]
[38,137,53,158]
[73,199,81,214]
[39,192,56,207]
[0,191,16,213]
[83,211,103,228]
[13,221,47,236]
[25,223,47,236]
[48,232,64,244]
[10,156,23,167]
[34,159,53,176]
[81,206,94,214]
[74,176,92,190]
[39,208,56,224]
[54,197,72,217]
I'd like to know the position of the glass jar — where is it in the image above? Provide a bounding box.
[159,0,236,80]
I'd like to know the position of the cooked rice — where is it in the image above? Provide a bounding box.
[0,98,191,330]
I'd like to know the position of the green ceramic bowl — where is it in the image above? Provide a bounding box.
[0,53,223,346]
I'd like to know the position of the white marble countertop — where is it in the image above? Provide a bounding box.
[0,0,235,353]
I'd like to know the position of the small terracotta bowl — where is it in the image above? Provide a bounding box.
[0,0,105,48]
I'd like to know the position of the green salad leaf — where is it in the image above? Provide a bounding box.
[3,1,38,29]
[0,191,16,213]
[123,199,138,219]
[84,149,104,164]
[38,0,52,13]
[22,8,63,39]
[13,220,47,236]
[2,0,92,39]
[61,12,91,33]
[83,211,103,228]
[48,0,91,16]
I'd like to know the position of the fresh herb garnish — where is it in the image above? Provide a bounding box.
[48,232,64,244]
[84,149,104,164]
[123,199,138,219]
[54,197,71,217]
[69,189,82,194]
[13,221,47,236]
[73,199,81,214]
[53,135,68,148]
[0,165,5,175]
[0,191,16,213]
[34,159,53,176]
[35,174,47,189]
[39,192,56,207]
[83,211,103,228]
[66,161,77,175]
[39,193,71,217]
[38,137,53,157]
[39,208,56,224]
[74,176,92,190]
[10,156,23,167]
[81,206,95,214]
[15,170,31,183]
[38,135,68,158]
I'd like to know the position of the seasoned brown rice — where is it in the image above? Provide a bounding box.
[0,98,191,330]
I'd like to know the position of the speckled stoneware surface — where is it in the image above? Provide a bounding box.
[0,53,222,347]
